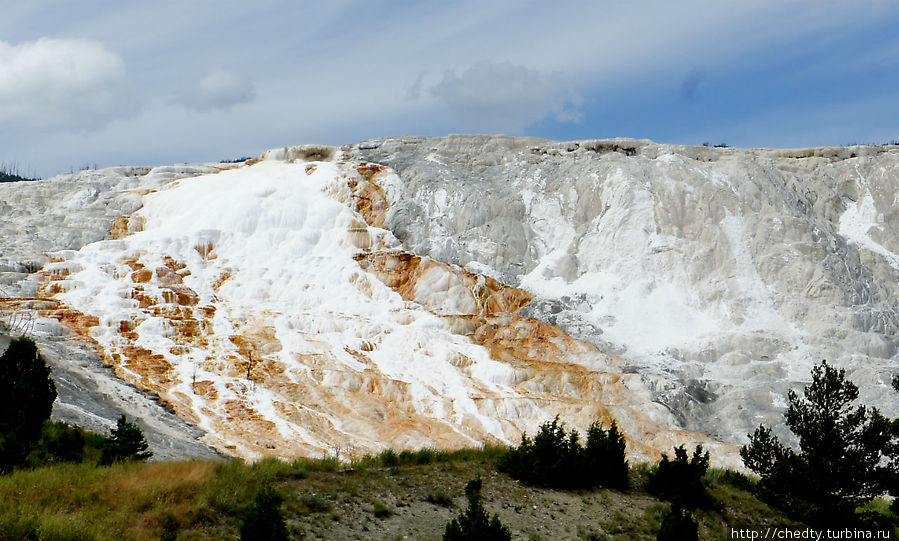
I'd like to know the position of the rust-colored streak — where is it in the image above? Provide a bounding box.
[50,310,100,344]
[161,285,199,306]
[131,268,153,283]
[354,252,531,316]
[193,380,218,400]
[121,345,175,385]
[349,164,389,227]
[194,241,215,259]
[107,215,146,239]
[229,325,282,360]
[155,266,183,285]
[212,271,232,291]
[129,287,156,309]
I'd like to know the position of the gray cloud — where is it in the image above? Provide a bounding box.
[430,61,581,133]
[680,69,704,101]
[0,38,137,131]
[177,69,255,111]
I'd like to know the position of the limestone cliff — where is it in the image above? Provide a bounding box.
[1,137,896,466]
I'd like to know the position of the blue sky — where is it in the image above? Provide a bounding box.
[1,0,898,177]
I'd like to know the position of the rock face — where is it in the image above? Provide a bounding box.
[0,136,896,466]
[1,164,228,461]
[349,136,899,444]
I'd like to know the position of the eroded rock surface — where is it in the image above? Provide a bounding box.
[349,135,899,444]
[1,137,896,466]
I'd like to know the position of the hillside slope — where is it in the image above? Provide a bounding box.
[1,136,896,465]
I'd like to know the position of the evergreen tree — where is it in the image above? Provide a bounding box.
[585,421,629,490]
[240,485,288,541]
[741,361,891,525]
[0,337,57,470]
[646,444,712,509]
[99,415,152,465]
[443,477,512,541]
[26,421,85,466]
[656,503,698,541]
[497,416,629,489]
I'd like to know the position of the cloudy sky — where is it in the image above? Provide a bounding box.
[1,0,898,178]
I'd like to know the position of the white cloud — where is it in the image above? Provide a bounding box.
[0,38,136,131]
[430,61,581,134]
[177,69,255,111]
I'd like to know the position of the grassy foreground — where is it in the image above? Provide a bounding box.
[0,446,817,541]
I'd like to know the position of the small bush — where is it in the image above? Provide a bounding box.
[372,500,392,518]
[497,416,628,490]
[443,477,512,541]
[379,449,399,467]
[239,485,288,541]
[158,513,179,541]
[25,421,85,467]
[426,489,454,507]
[98,415,152,465]
[299,494,331,513]
[656,503,698,541]
[646,445,712,509]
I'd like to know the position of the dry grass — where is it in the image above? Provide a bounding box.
[0,450,841,540]
[0,461,216,540]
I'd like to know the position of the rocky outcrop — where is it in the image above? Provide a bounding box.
[347,136,899,445]
[1,136,896,466]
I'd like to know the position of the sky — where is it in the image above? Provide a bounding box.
[1,0,898,178]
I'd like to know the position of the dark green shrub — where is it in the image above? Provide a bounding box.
[741,361,892,526]
[299,494,331,513]
[99,415,152,465]
[379,449,399,467]
[159,513,179,541]
[25,421,85,466]
[646,445,711,509]
[240,485,288,541]
[497,416,582,488]
[372,500,392,518]
[656,503,698,541]
[443,477,511,541]
[0,337,57,471]
[585,421,629,490]
[426,489,454,507]
[498,416,629,490]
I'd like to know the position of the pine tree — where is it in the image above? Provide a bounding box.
[741,361,891,525]
[0,337,57,470]
[443,477,512,541]
[240,485,288,541]
[656,503,698,541]
[646,444,712,509]
[99,415,152,465]
[585,421,629,489]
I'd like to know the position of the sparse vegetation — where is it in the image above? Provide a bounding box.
[0,443,808,540]
[0,161,38,182]
[372,499,392,518]
[426,488,455,507]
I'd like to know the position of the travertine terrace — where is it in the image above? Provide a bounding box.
[1,136,897,466]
